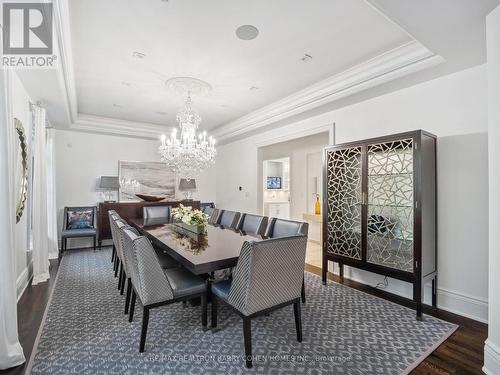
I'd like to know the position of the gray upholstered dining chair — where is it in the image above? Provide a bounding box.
[236,213,268,238]
[211,235,307,368]
[207,208,219,225]
[264,218,309,238]
[265,218,309,303]
[143,205,171,220]
[108,210,120,266]
[122,228,208,352]
[110,215,179,300]
[216,209,241,230]
[60,206,97,258]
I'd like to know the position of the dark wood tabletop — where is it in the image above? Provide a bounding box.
[129,218,261,275]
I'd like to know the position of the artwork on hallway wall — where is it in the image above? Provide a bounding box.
[118,161,176,201]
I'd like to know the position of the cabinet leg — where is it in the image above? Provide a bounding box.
[339,263,344,283]
[432,276,437,308]
[322,258,327,285]
[414,281,423,321]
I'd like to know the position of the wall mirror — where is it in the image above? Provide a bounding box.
[14,117,28,223]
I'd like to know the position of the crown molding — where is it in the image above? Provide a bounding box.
[212,41,445,142]
[53,0,78,123]
[72,114,166,139]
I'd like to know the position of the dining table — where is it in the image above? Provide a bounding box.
[129,218,261,275]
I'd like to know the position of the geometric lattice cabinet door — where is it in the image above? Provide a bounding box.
[325,146,362,260]
[366,139,414,272]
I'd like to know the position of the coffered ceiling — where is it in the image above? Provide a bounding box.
[15,0,500,142]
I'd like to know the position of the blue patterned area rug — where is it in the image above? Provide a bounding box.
[27,249,456,375]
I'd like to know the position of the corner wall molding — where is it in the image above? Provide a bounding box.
[484,340,500,375]
[213,41,444,142]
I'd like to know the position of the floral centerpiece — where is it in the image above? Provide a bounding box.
[171,204,209,234]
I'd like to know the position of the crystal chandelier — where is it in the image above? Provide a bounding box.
[158,93,216,178]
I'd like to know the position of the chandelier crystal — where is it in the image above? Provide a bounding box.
[158,93,216,178]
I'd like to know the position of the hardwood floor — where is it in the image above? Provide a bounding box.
[2,253,487,374]
[0,259,60,375]
[305,264,488,375]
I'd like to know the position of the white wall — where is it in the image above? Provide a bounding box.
[11,72,33,297]
[484,6,500,375]
[55,129,216,248]
[216,64,488,322]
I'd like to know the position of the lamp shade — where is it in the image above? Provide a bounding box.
[99,176,120,190]
[178,178,197,191]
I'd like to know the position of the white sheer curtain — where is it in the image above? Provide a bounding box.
[32,105,50,285]
[46,128,58,259]
[0,71,26,369]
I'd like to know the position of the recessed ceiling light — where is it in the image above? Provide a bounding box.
[132,51,146,59]
[249,86,259,91]
[113,104,122,108]
[301,53,313,62]
[236,25,259,40]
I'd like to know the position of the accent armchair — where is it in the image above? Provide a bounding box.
[60,206,97,258]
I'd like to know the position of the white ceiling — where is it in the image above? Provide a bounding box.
[15,0,500,141]
[69,0,411,130]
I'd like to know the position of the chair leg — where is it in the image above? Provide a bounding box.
[293,301,303,342]
[93,236,96,251]
[301,275,306,304]
[118,261,123,290]
[125,278,132,314]
[201,294,207,328]
[129,290,136,322]
[211,295,218,328]
[120,269,126,295]
[140,307,150,352]
[114,257,119,277]
[243,318,252,368]
[111,245,116,263]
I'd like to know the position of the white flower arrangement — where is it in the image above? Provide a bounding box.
[171,204,209,226]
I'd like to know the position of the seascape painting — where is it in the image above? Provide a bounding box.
[118,161,176,201]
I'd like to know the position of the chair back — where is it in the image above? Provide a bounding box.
[122,228,174,306]
[63,206,97,230]
[237,213,268,237]
[200,202,215,211]
[217,210,240,229]
[143,206,171,220]
[110,218,128,261]
[265,218,309,238]
[108,211,122,248]
[228,235,307,316]
[116,223,138,276]
[208,208,219,225]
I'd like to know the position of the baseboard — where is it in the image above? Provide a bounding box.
[16,262,33,302]
[437,287,488,324]
[483,340,500,375]
[324,265,488,323]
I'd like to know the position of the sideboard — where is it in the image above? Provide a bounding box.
[97,200,200,246]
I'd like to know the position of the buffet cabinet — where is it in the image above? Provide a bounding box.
[322,130,436,319]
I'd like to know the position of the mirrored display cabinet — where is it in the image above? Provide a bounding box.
[322,130,437,320]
